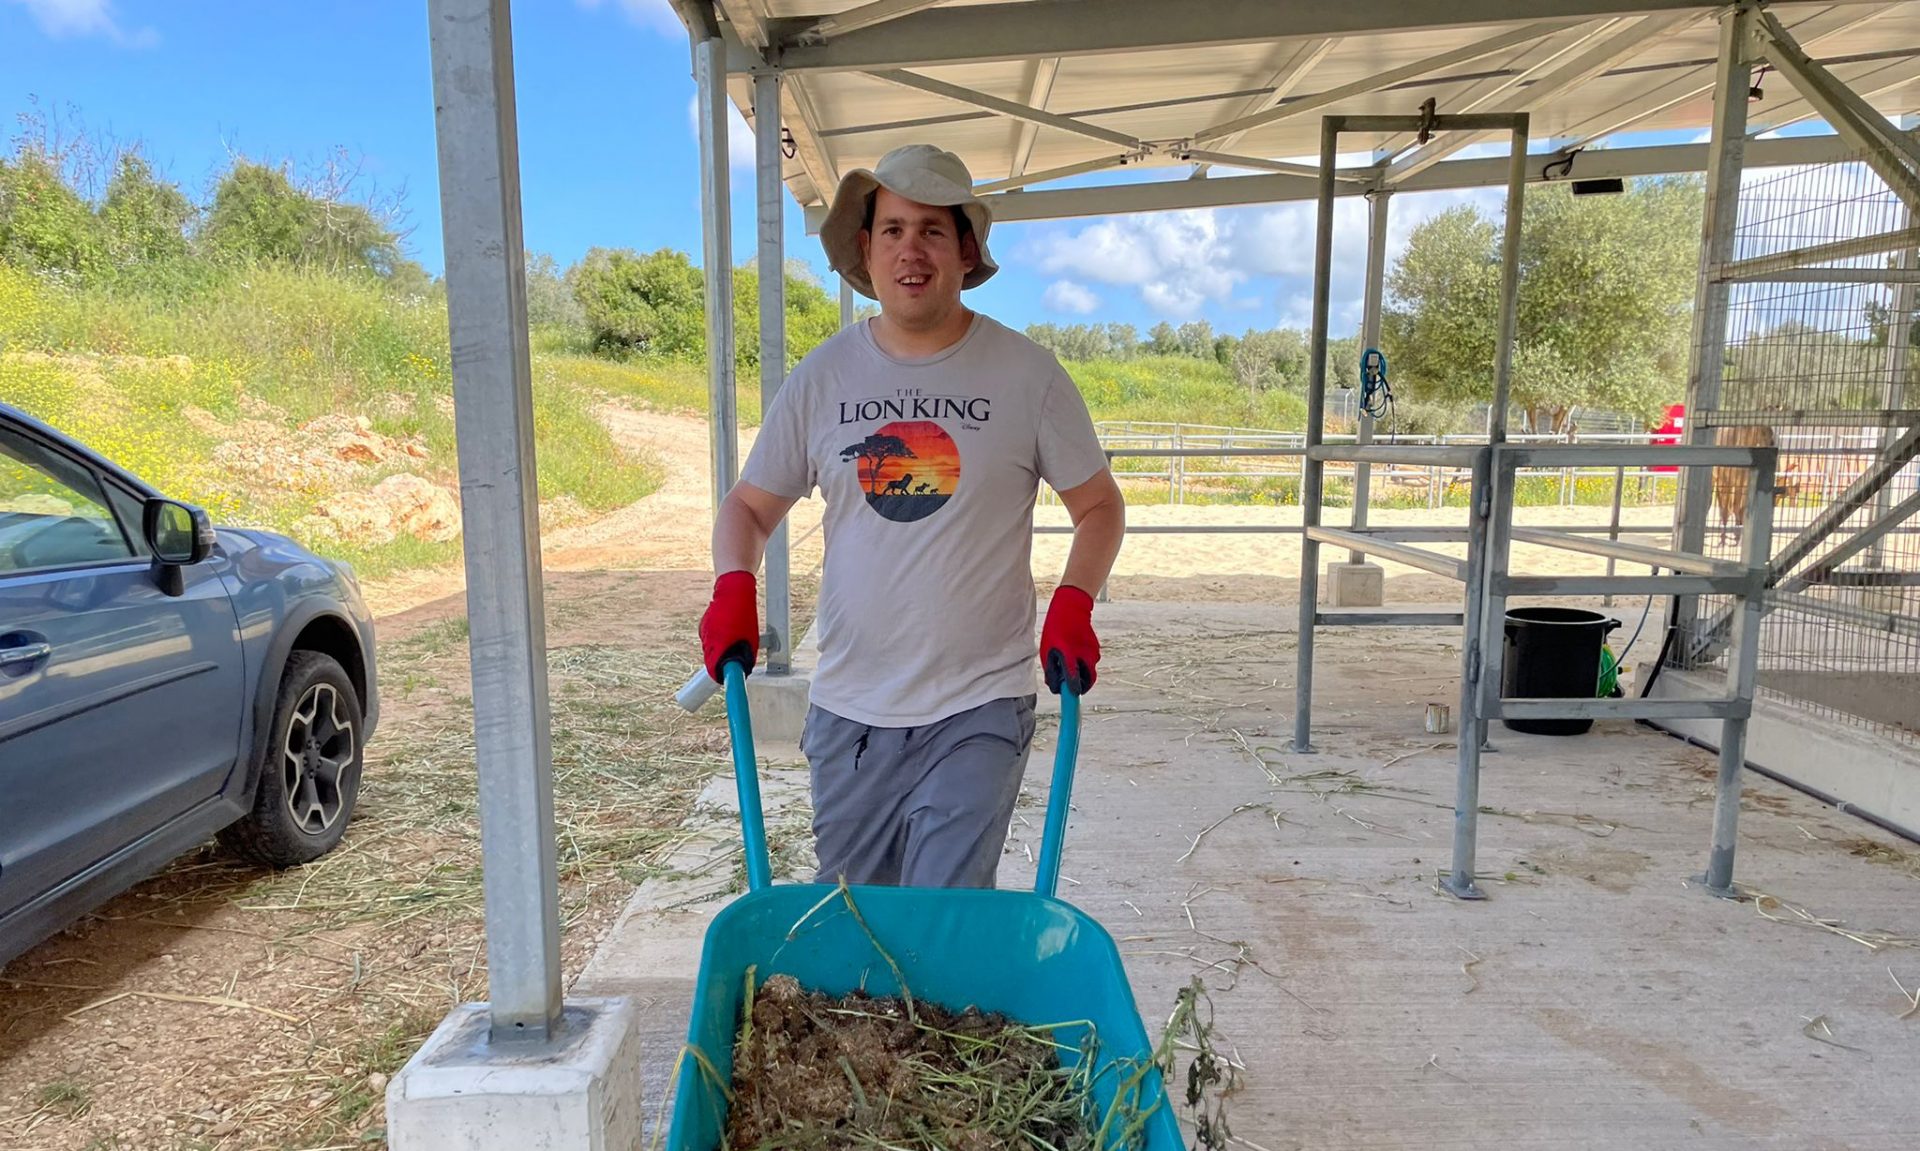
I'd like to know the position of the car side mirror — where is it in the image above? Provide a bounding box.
[144,498,213,594]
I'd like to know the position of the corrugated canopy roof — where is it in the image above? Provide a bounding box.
[696,1,1920,220]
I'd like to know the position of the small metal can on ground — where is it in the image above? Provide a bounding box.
[1424,703,1452,734]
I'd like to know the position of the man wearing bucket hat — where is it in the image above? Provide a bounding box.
[699,143,1125,890]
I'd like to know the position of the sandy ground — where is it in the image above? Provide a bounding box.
[583,599,1920,1149]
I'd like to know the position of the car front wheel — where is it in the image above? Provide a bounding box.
[219,651,363,868]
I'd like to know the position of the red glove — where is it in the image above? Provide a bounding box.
[1040,585,1099,695]
[699,571,758,681]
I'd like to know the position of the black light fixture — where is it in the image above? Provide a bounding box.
[1571,177,1626,195]
[1750,64,1769,102]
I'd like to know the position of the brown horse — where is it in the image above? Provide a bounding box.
[1711,426,1805,543]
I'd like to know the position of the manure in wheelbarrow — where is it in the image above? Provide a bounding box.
[723,971,1092,1150]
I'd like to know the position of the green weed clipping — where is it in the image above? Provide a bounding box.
[715,971,1232,1151]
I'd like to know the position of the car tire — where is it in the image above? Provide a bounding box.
[219,651,364,868]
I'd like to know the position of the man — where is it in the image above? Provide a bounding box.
[698,143,1125,890]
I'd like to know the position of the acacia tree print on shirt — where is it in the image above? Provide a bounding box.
[840,421,960,523]
[840,433,916,495]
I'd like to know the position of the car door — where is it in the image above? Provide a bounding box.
[0,421,246,920]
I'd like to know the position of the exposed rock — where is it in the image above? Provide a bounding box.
[372,473,461,542]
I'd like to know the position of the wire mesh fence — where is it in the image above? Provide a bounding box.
[1678,142,1920,746]
[1716,152,1917,425]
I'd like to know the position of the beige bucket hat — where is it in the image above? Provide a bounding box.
[819,143,998,300]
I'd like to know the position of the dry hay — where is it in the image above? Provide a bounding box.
[723,972,1088,1150]
[1838,836,1920,881]
[673,884,1237,1151]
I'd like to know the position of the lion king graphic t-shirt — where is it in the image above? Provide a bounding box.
[740,313,1110,727]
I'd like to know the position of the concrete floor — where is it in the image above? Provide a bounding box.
[577,600,1920,1150]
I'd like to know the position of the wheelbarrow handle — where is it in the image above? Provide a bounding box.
[722,661,774,893]
[1033,683,1082,899]
[725,660,1078,898]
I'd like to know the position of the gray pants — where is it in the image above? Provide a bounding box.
[801,696,1037,889]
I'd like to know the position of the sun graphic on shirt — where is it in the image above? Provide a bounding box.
[839,420,961,523]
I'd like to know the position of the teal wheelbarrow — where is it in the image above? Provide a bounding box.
[664,661,1183,1149]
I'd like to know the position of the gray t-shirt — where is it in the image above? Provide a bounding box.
[741,313,1109,727]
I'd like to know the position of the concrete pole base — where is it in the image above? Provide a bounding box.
[1324,561,1386,607]
[745,673,812,742]
[387,998,642,1151]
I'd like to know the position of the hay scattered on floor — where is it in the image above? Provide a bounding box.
[1839,836,1920,880]
[1738,886,1919,952]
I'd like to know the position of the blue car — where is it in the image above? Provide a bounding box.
[0,402,379,969]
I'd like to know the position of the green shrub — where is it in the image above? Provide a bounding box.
[0,148,105,276]
[569,247,707,358]
[199,160,418,281]
[99,154,193,270]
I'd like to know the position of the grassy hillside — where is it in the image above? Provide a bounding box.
[1,264,679,578]
[1065,355,1307,429]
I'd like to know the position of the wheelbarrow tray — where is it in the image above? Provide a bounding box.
[664,880,1183,1149]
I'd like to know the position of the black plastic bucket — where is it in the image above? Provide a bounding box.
[1501,607,1622,736]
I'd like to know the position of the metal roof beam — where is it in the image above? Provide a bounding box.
[1190,22,1568,145]
[1371,21,1613,163]
[1747,54,1920,136]
[801,0,951,41]
[784,76,842,198]
[868,68,1143,149]
[974,153,1139,195]
[1554,3,1895,150]
[1193,37,1336,175]
[1008,57,1061,180]
[765,0,1863,74]
[1179,149,1347,180]
[1753,7,1920,199]
[1386,11,1700,184]
[801,133,1854,229]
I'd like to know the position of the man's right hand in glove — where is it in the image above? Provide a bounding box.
[699,570,759,682]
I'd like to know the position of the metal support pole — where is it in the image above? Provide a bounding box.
[754,72,792,677]
[839,276,855,329]
[1293,118,1339,754]
[1704,448,1775,895]
[426,0,561,1043]
[1676,6,1754,636]
[1442,447,1494,901]
[1489,118,1529,445]
[698,35,738,512]
[1604,464,1625,606]
[1874,168,1915,570]
[1475,452,1519,733]
[1350,189,1391,561]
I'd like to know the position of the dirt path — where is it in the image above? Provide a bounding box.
[361,405,826,629]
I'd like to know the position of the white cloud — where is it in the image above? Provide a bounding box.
[1043,280,1101,315]
[1023,187,1503,324]
[576,0,684,37]
[7,0,155,45]
[685,95,757,169]
[1030,210,1244,318]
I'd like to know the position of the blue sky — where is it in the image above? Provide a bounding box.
[0,0,1812,337]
